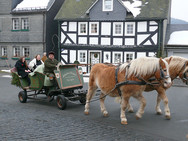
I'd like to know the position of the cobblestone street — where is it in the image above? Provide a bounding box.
[0,72,187,140]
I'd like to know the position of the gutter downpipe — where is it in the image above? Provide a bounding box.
[58,21,61,61]
[158,19,163,58]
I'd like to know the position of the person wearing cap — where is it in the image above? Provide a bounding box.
[44,51,59,74]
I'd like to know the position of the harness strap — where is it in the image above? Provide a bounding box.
[115,67,122,97]
[115,66,147,97]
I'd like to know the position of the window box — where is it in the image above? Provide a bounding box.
[11,30,20,32]
[11,57,20,60]
[21,29,29,32]
[0,56,8,60]
[11,57,30,60]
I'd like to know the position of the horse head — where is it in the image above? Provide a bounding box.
[154,58,172,88]
[179,61,188,85]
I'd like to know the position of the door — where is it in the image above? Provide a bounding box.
[90,52,100,70]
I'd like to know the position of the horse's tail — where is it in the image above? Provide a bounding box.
[115,96,121,104]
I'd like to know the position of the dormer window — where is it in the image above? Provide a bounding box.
[103,0,113,11]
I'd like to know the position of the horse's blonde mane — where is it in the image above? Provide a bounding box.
[120,57,161,77]
[166,56,187,72]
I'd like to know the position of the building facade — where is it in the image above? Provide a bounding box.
[55,0,171,73]
[0,0,64,67]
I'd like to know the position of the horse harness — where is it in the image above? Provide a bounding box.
[115,63,169,97]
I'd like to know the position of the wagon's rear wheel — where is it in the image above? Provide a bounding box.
[56,95,67,110]
[18,91,27,103]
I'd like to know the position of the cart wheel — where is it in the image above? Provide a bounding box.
[18,91,27,103]
[79,95,86,104]
[56,95,67,110]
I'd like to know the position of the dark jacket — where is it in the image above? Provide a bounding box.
[15,60,28,78]
[44,58,59,74]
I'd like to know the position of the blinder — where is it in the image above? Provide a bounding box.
[160,66,170,79]
[182,61,188,85]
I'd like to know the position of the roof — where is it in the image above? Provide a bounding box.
[12,0,55,13]
[55,0,170,20]
[165,24,188,46]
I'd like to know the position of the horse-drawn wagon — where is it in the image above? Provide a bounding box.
[11,64,87,110]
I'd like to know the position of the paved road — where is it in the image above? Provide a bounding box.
[0,73,188,141]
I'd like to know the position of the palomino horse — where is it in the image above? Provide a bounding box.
[84,57,172,124]
[126,56,188,119]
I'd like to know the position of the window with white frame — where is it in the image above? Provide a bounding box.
[125,22,135,36]
[113,22,123,35]
[13,46,20,57]
[23,47,30,57]
[125,53,134,62]
[103,0,113,11]
[1,46,7,57]
[114,53,121,63]
[79,22,87,35]
[21,18,29,30]
[79,51,86,63]
[90,22,98,35]
[12,18,19,30]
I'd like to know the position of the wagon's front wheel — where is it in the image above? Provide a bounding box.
[18,91,27,103]
[56,95,67,110]
[79,95,86,104]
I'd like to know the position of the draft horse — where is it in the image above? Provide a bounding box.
[84,57,172,124]
[126,56,188,119]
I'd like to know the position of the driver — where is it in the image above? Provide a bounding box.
[44,51,59,75]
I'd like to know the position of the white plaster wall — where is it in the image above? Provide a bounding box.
[113,38,122,45]
[70,50,76,63]
[149,26,158,32]
[61,32,66,43]
[137,52,146,58]
[68,33,77,43]
[101,37,111,45]
[152,33,158,45]
[89,37,98,45]
[137,22,147,32]
[78,37,87,44]
[101,22,111,35]
[125,38,134,45]
[69,22,77,32]
[137,34,149,45]
[148,52,156,57]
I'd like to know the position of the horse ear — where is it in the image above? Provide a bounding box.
[166,56,173,64]
[159,57,165,67]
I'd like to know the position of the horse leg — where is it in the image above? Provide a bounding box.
[84,86,97,115]
[127,101,134,113]
[120,96,129,124]
[156,95,162,115]
[133,93,146,120]
[100,93,108,117]
[156,89,171,119]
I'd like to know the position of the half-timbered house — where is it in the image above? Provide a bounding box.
[55,0,171,73]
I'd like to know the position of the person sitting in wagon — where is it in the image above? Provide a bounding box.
[29,54,43,71]
[15,56,31,86]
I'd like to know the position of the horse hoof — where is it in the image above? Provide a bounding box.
[128,109,134,113]
[165,115,171,120]
[121,121,128,125]
[135,115,141,120]
[103,111,109,117]
[84,111,89,115]
[156,111,162,115]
